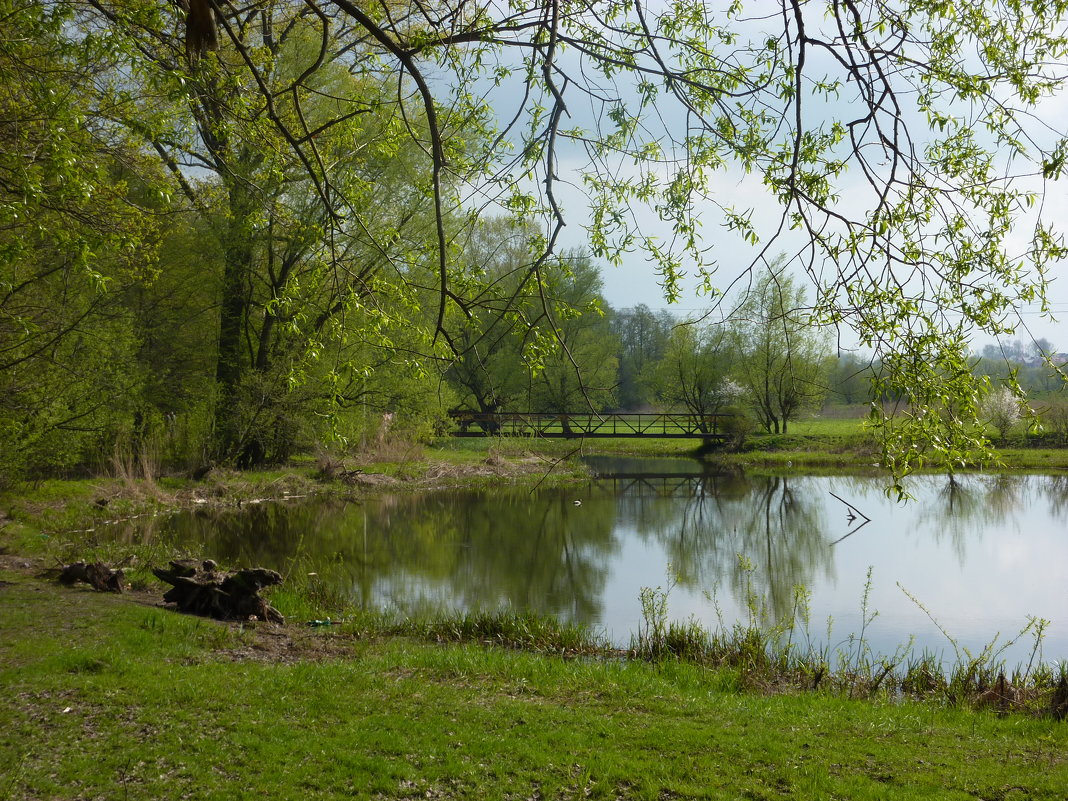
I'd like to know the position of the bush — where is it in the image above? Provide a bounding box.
[720,406,754,451]
[1039,399,1068,445]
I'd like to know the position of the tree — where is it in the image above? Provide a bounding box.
[444,226,617,421]
[611,305,675,410]
[66,0,488,464]
[444,218,544,420]
[526,252,619,414]
[0,1,164,479]
[982,387,1023,443]
[827,353,875,407]
[650,323,740,430]
[975,337,1065,396]
[729,266,830,434]
[152,0,1068,478]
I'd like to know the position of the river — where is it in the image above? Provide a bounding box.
[113,457,1068,665]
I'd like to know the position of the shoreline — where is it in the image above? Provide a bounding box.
[6,432,1068,551]
[3,441,1067,698]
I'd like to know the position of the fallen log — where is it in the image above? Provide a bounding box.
[58,561,125,593]
[152,559,284,624]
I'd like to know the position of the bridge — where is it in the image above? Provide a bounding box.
[447,411,732,440]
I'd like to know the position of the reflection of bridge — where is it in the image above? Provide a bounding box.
[448,412,731,440]
[593,474,716,496]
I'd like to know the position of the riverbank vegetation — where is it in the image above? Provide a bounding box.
[4,434,1067,798]
[5,473,1067,721]
[7,412,1068,559]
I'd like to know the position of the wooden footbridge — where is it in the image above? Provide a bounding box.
[447,411,731,440]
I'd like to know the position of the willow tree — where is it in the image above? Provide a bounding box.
[525,251,619,414]
[0,1,162,478]
[74,0,492,463]
[444,221,617,418]
[650,323,737,431]
[129,1,1068,481]
[729,266,831,434]
[443,218,547,419]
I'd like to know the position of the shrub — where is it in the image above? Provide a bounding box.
[720,406,754,451]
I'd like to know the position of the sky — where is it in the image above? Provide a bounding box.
[566,167,1068,354]
[564,117,1068,357]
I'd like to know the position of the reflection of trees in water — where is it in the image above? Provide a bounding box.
[150,491,617,624]
[913,474,1025,562]
[112,512,172,545]
[614,473,832,622]
[396,490,617,622]
[1038,475,1068,521]
[112,470,1067,632]
[143,500,363,567]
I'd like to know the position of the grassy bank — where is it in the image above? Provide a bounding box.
[437,417,1068,471]
[4,438,1068,799]
[0,445,591,551]
[2,573,1067,800]
[6,414,1068,543]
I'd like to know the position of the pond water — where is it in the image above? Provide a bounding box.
[114,458,1068,664]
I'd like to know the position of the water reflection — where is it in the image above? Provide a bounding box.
[603,472,832,622]
[910,474,1027,562]
[115,462,1068,660]
[125,491,618,622]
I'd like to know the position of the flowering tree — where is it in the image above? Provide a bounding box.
[982,387,1023,443]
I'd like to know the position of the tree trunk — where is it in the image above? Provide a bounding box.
[213,178,258,464]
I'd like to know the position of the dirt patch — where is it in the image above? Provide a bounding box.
[173,469,321,504]
[217,621,366,664]
[336,470,401,487]
[0,553,42,573]
[414,453,576,487]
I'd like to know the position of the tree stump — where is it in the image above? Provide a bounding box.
[152,559,284,624]
[58,561,125,593]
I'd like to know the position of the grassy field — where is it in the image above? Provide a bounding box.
[4,423,1068,799]
[2,573,1067,800]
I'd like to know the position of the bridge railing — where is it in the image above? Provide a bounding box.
[446,411,731,438]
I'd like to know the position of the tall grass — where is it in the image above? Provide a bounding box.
[271,553,606,655]
[628,559,1067,715]
[409,610,606,655]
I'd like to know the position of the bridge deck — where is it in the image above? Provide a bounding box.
[447,412,730,439]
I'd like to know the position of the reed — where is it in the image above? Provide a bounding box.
[624,560,1067,716]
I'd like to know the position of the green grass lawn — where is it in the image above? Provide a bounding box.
[2,573,1066,800]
